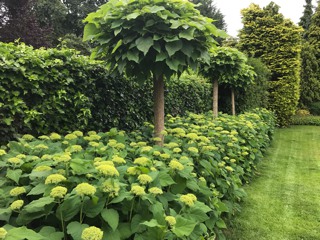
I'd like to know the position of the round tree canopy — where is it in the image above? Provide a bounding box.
[83,0,227,81]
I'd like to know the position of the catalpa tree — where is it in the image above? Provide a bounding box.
[83,0,226,145]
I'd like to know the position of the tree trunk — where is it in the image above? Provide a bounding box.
[213,79,218,118]
[231,88,236,116]
[153,75,164,146]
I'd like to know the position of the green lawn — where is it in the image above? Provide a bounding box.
[226,126,320,240]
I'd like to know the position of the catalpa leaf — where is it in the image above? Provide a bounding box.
[179,27,195,40]
[83,23,99,41]
[165,40,182,57]
[135,37,153,55]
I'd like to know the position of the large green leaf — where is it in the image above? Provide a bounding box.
[135,37,153,56]
[172,216,197,237]
[141,219,163,228]
[101,208,119,231]
[179,28,195,40]
[39,226,64,240]
[6,226,45,240]
[27,183,47,196]
[165,40,183,57]
[67,221,89,240]
[56,195,81,221]
[0,208,12,222]
[6,169,22,184]
[157,171,175,186]
[24,196,54,213]
[83,23,99,41]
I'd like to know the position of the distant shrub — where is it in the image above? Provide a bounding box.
[291,115,320,126]
[309,102,320,116]
[295,109,311,116]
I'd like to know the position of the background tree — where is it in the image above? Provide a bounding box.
[83,0,225,145]
[299,0,314,35]
[191,0,226,30]
[238,2,302,126]
[200,47,254,117]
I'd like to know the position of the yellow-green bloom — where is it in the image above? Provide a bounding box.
[0,227,7,239]
[41,154,52,160]
[35,144,49,150]
[81,226,103,240]
[115,143,125,149]
[137,174,153,185]
[225,166,234,172]
[169,160,184,171]
[173,147,182,153]
[10,200,24,210]
[73,130,83,137]
[127,167,140,175]
[10,186,26,196]
[152,137,162,142]
[8,157,23,165]
[94,161,114,167]
[188,147,199,154]
[230,159,236,163]
[179,193,197,207]
[88,131,97,136]
[50,186,68,198]
[112,155,126,164]
[153,151,161,156]
[137,141,147,147]
[0,149,6,156]
[134,157,150,166]
[130,185,145,196]
[164,142,179,149]
[22,134,34,141]
[107,139,117,147]
[89,141,100,147]
[53,152,71,163]
[75,183,96,197]
[148,187,163,195]
[69,145,83,153]
[242,151,249,156]
[65,133,77,140]
[101,179,120,197]
[34,165,52,172]
[16,154,26,159]
[50,133,61,140]
[165,216,176,226]
[96,165,119,177]
[186,133,198,140]
[39,135,50,140]
[140,146,153,153]
[45,174,67,185]
[160,153,170,159]
[199,177,206,182]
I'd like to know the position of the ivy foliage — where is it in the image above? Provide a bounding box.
[83,0,227,80]
[0,42,211,145]
[239,3,302,126]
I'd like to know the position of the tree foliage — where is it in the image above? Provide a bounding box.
[239,3,302,126]
[299,0,314,35]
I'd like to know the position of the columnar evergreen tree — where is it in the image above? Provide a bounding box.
[239,2,302,126]
[299,0,314,34]
[83,0,225,145]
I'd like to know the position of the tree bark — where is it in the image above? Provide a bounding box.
[153,75,164,146]
[231,88,236,116]
[213,79,218,118]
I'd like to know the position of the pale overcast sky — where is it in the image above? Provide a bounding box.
[214,0,318,37]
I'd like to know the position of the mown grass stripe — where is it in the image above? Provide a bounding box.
[226,126,320,240]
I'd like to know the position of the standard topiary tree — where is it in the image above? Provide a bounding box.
[200,47,255,117]
[83,0,225,145]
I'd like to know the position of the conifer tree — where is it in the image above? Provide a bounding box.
[299,0,314,34]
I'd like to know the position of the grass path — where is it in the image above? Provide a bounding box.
[226,126,320,240]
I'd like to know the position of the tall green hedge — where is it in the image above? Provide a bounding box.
[0,42,211,145]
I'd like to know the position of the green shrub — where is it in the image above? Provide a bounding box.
[0,108,275,239]
[0,42,211,145]
[291,115,320,126]
[309,102,320,115]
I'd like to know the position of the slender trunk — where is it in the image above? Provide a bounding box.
[213,79,218,118]
[153,75,164,146]
[231,88,236,116]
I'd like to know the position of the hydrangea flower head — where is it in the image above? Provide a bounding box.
[50,133,62,140]
[45,174,67,185]
[137,174,153,185]
[179,193,197,207]
[0,227,7,239]
[10,200,24,210]
[81,226,103,240]
[133,157,150,166]
[96,165,119,177]
[148,187,163,195]
[169,159,184,171]
[50,186,68,198]
[130,185,145,196]
[22,134,34,141]
[165,216,176,226]
[75,183,96,197]
[10,186,26,196]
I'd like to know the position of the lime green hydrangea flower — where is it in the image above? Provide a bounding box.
[112,155,126,164]
[35,144,49,150]
[94,161,114,167]
[188,147,199,154]
[173,147,182,153]
[89,141,100,147]
[107,139,117,147]
[152,137,162,142]
[22,134,34,141]
[199,177,206,182]
[186,133,198,140]
[39,135,50,140]
[10,200,24,210]
[153,151,161,156]
[50,133,61,140]
[73,130,83,137]
[160,153,170,159]
[0,227,7,239]
[225,166,234,172]
[165,216,176,226]
[65,133,77,140]
[16,154,26,159]
[41,154,52,160]
[8,157,23,165]
[53,152,71,163]
[137,174,152,185]
[81,226,103,240]
[96,165,119,177]
[45,174,67,185]
[164,142,179,148]
[115,143,125,149]
[34,165,52,172]
[75,183,96,197]
[130,185,145,196]
[148,187,163,195]
[10,186,26,196]
[69,145,83,153]
[140,146,153,153]
[0,149,6,156]
[169,160,184,171]
[230,159,236,163]
[179,193,197,207]
[101,179,120,197]
[137,141,147,147]
[88,131,97,136]
[133,157,150,166]
[127,167,140,175]
[50,186,68,198]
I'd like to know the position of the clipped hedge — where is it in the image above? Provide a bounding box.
[0,108,275,240]
[0,42,211,145]
[291,115,320,126]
